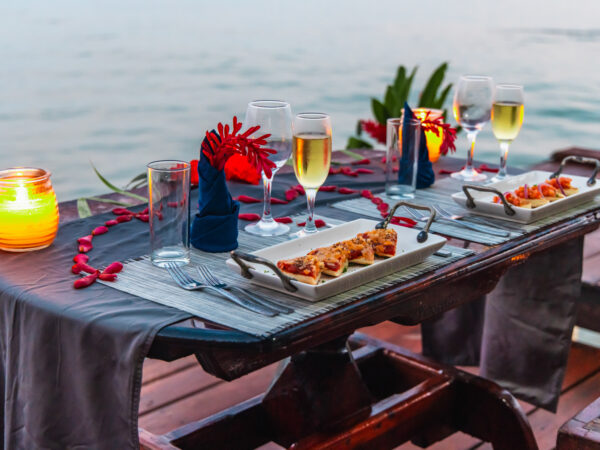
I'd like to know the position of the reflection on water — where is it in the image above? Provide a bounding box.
[1,0,600,199]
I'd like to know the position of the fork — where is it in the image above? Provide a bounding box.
[165,263,278,317]
[434,204,523,233]
[404,208,509,237]
[196,265,294,314]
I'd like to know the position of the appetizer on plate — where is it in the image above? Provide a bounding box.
[493,177,577,209]
[334,236,375,265]
[359,229,398,258]
[308,246,349,277]
[277,255,322,285]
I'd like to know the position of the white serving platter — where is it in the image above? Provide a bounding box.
[225,218,446,301]
[451,170,600,224]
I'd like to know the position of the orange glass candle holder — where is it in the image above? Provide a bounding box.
[413,108,444,163]
[0,168,59,252]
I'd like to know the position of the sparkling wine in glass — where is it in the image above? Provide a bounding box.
[452,75,494,182]
[244,100,293,237]
[490,84,524,182]
[292,113,332,237]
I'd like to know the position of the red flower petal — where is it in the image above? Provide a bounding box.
[225,154,261,185]
[338,187,358,194]
[238,213,261,221]
[351,158,371,165]
[296,219,327,228]
[340,167,359,177]
[361,189,373,199]
[372,197,383,205]
[355,168,375,174]
[377,203,389,212]
[319,185,337,192]
[274,217,293,224]
[329,167,341,175]
[285,188,299,201]
[190,159,199,186]
[270,197,288,205]
[292,184,305,195]
[234,195,262,204]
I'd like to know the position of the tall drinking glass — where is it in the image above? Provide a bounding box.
[292,113,332,237]
[244,100,293,236]
[147,160,190,267]
[452,75,494,182]
[490,84,524,182]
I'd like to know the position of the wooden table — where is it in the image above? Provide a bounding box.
[60,155,600,449]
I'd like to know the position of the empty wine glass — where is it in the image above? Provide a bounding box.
[244,100,293,236]
[490,84,524,182]
[452,75,494,182]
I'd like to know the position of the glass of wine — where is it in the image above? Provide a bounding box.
[244,100,293,237]
[452,75,494,182]
[292,113,332,237]
[490,84,524,182]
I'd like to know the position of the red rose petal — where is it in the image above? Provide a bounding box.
[234,195,262,204]
[377,203,389,212]
[238,213,261,221]
[372,197,383,205]
[270,197,289,205]
[274,217,293,224]
[329,167,341,175]
[351,158,371,165]
[340,167,359,177]
[112,208,133,216]
[190,159,199,186]
[285,188,299,201]
[105,219,119,227]
[293,184,306,195]
[338,187,358,194]
[91,226,108,236]
[319,185,337,192]
[296,219,326,228]
[361,189,374,199]
[355,168,375,174]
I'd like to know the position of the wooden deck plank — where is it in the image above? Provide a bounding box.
[142,356,198,386]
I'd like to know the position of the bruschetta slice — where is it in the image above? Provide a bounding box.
[359,229,398,258]
[333,236,375,265]
[307,246,349,277]
[277,255,322,285]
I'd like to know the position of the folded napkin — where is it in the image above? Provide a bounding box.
[190,132,240,252]
[398,103,435,189]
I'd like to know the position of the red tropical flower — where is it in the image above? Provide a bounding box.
[361,119,387,145]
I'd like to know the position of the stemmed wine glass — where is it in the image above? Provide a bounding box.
[244,100,293,236]
[490,84,524,182]
[452,75,494,182]
[292,113,332,237]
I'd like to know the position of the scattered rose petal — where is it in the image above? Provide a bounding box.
[270,197,288,205]
[71,264,82,274]
[234,195,261,204]
[73,272,99,289]
[338,187,358,195]
[73,254,89,264]
[105,219,119,227]
[438,168,455,175]
[92,226,108,236]
[135,214,149,222]
[77,235,93,245]
[238,213,261,221]
[390,216,417,227]
[478,164,499,173]
[285,188,299,201]
[78,242,93,253]
[372,197,383,205]
[112,208,133,216]
[141,207,149,215]
[297,219,327,228]
[99,273,118,282]
[377,203,389,212]
[167,201,178,208]
[319,185,337,192]
[293,184,306,195]
[274,217,293,224]
[393,167,398,173]
[340,167,359,177]
[329,167,341,175]
[76,263,98,274]
[351,158,371,165]
[361,189,374,199]
[355,168,375,174]
[116,215,133,223]
[103,262,123,274]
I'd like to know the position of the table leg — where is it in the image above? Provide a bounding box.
[261,335,373,443]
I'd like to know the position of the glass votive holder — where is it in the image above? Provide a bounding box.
[413,108,444,163]
[147,160,191,267]
[0,168,59,252]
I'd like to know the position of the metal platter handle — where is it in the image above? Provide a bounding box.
[377,201,436,243]
[551,155,600,187]
[462,185,516,217]
[230,251,298,292]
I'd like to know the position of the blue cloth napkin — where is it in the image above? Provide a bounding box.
[398,103,435,189]
[190,132,240,252]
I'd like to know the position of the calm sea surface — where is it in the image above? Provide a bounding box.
[2,0,600,200]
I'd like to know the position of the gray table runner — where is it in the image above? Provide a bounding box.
[332,177,600,245]
[99,217,473,338]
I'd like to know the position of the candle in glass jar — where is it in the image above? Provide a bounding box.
[0,168,59,252]
[413,108,444,163]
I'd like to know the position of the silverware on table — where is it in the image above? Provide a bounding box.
[165,262,279,317]
[434,204,523,233]
[196,265,294,315]
[404,207,509,238]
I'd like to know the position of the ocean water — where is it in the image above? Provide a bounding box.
[1,0,600,200]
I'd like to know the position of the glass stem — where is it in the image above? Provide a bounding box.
[465,131,477,172]
[261,174,273,222]
[304,188,317,233]
[499,141,510,178]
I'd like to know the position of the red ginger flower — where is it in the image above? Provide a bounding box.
[201,116,277,178]
[361,120,387,145]
[419,111,457,156]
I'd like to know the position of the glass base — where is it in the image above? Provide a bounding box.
[290,227,318,239]
[245,219,289,237]
[151,246,190,268]
[489,172,509,184]
[385,187,415,200]
[450,167,487,182]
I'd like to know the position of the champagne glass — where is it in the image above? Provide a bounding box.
[292,113,332,237]
[451,75,494,182]
[244,100,293,236]
[490,84,524,182]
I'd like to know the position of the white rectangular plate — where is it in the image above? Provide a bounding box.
[451,170,600,224]
[225,219,446,301]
